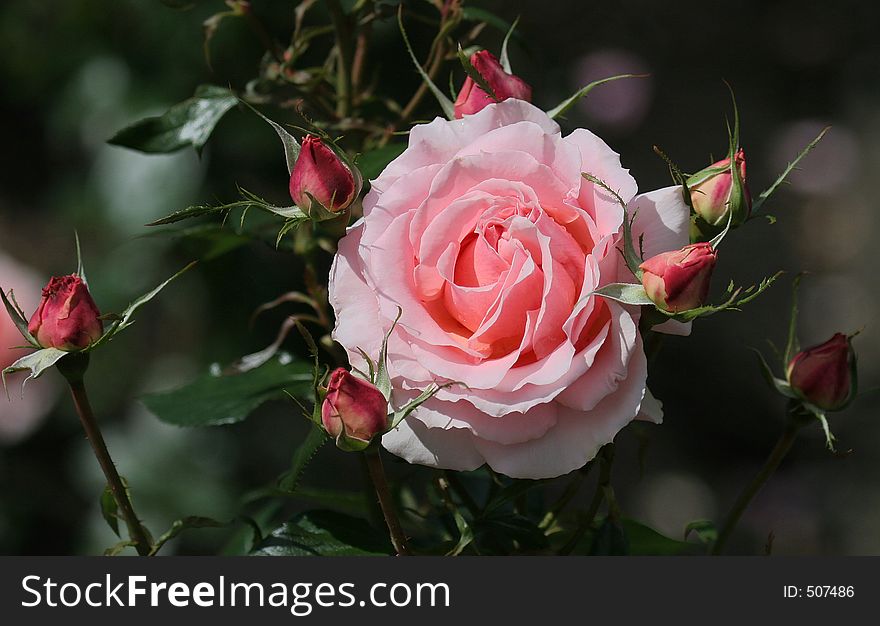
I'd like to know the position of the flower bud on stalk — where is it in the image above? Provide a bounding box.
[321,368,389,451]
[639,243,717,313]
[454,50,532,118]
[687,149,751,226]
[289,135,356,214]
[28,275,103,351]
[786,333,856,411]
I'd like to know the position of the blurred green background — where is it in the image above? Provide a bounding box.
[0,0,877,555]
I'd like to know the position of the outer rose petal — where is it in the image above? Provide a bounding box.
[388,337,649,480]
[328,221,384,369]
[626,185,693,337]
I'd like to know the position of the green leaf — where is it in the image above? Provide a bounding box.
[251,510,392,556]
[278,424,328,492]
[90,262,196,349]
[622,519,698,555]
[547,74,645,120]
[752,127,830,215]
[684,519,717,544]
[398,7,456,120]
[447,509,475,556]
[148,188,308,227]
[389,382,451,429]
[590,283,654,306]
[0,287,38,347]
[3,348,68,393]
[751,348,797,399]
[100,484,120,538]
[142,354,312,426]
[108,85,237,154]
[784,274,804,364]
[358,144,406,181]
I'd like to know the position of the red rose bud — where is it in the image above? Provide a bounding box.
[639,243,717,313]
[321,368,389,450]
[786,333,856,411]
[687,149,751,226]
[454,50,533,119]
[289,135,356,213]
[27,275,103,351]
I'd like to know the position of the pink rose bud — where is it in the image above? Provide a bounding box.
[321,368,389,450]
[453,50,533,118]
[289,135,356,213]
[639,242,717,313]
[786,333,856,411]
[687,149,752,226]
[27,275,103,351]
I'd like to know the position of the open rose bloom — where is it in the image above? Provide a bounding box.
[329,100,689,479]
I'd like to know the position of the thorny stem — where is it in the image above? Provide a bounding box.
[364,446,412,556]
[66,374,152,556]
[711,416,804,555]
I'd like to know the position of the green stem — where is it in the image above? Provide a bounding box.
[325,0,354,118]
[559,445,614,555]
[67,378,152,556]
[539,463,591,531]
[711,419,802,555]
[364,447,411,556]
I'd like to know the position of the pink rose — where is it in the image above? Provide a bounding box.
[328,100,689,478]
[1,252,57,443]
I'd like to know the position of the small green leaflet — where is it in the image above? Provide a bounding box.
[2,348,68,395]
[589,283,654,306]
[547,74,645,120]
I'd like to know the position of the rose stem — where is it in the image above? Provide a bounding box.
[364,446,412,556]
[558,444,614,555]
[325,0,355,118]
[67,378,152,556]
[711,414,805,555]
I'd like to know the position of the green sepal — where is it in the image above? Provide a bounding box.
[547,74,646,120]
[589,283,654,307]
[238,100,301,175]
[0,287,39,347]
[659,271,782,323]
[751,126,829,216]
[88,261,196,350]
[398,6,456,120]
[2,348,68,396]
[581,172,642,278]
[498,16,520,74]
[456,44,498,101]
